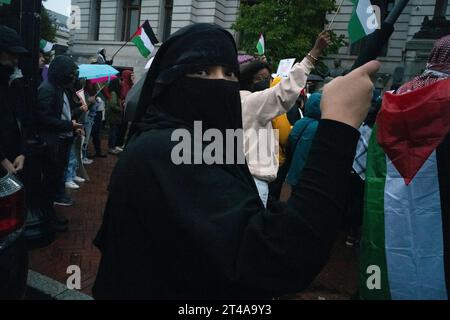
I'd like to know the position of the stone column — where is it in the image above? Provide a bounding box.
[434,0,449,20]
[415,0,450,39]
[403,0,450,82]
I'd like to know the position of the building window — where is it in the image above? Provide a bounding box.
[88,0,101,40]
[162,0,173,41]
[122,0,142,41]
[90,0,101,41]
[350,0,394,57]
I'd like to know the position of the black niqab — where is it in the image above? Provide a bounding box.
[132,23,241,134]
[159,77,242,133]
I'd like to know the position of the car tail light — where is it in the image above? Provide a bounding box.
[0,175,26,238]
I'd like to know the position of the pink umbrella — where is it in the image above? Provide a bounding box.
[89,75,118,84]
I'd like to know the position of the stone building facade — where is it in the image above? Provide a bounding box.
[324,0,450,84]
[69,0,239,78]
[69,0,450,82]
[47,9,71,55]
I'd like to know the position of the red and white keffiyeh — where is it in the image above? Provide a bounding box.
[397,35,450,94]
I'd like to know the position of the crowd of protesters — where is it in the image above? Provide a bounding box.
[1,21,449,300]
[0,25,134,234]
[92,24,449,299]
[92,23,381,299]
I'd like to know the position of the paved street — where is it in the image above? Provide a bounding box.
[29,141,359,299]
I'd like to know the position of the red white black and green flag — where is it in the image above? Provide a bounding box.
[131,20,159,58]
[360,79,450,300]
[349,0,379,43]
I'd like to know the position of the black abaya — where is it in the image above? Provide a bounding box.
[93,23,360,300]
[93,119,359,299]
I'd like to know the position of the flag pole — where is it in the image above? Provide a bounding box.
[111,35,134,61]
[351,0,410,70]
[111,22,143,60]
[385,0,410,24]
[327,0,345,30]
[94,84,107,97]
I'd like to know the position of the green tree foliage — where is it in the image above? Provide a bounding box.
[41,2,57,42]
[233,0,345,68]
[0,0,56,42]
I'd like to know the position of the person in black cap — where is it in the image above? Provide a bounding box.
[0,25,28,177]
[93,23,380,299]
[36,55,84,232]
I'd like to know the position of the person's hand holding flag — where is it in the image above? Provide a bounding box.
[307,30,332,64]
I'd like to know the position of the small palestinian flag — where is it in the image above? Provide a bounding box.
[131,20,159,58]
[348,0,379,43]
[40,39,54,53]
[256,34,265,55]
[360,79,450,300]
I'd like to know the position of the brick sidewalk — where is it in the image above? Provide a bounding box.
[29,142,359,299]
[29,143,115,296]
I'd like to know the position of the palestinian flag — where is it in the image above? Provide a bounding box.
[349,0,379,43]
[360,79,450,300]
[131,20,158,58]
[256,34,265,55]
[40,39,54,53]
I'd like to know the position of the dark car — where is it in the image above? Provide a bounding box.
[0,171,28,299]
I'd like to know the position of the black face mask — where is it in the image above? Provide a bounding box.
[251,78,270,92]
[60,76,75,87]
[160,77,242,133]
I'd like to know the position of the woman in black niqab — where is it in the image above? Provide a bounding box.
[132,23,243,134]
[93,23,361,299]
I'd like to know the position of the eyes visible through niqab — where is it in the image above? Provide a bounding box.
[186,66,238,82]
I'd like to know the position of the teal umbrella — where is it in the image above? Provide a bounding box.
[78,64,119,81]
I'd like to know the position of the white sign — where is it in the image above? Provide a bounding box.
[76,89,87,107]
[275,58,296,78]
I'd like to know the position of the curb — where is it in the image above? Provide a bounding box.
[27,270,93,300]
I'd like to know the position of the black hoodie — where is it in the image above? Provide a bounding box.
[93,23,360,299]
[0,65,23,164]
[36,56,78,146]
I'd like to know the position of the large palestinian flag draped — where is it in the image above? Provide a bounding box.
[360,78,450,300]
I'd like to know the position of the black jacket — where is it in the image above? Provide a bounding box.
[36,56,79,146]
[0,66,24,163]
[93,119,359,299]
